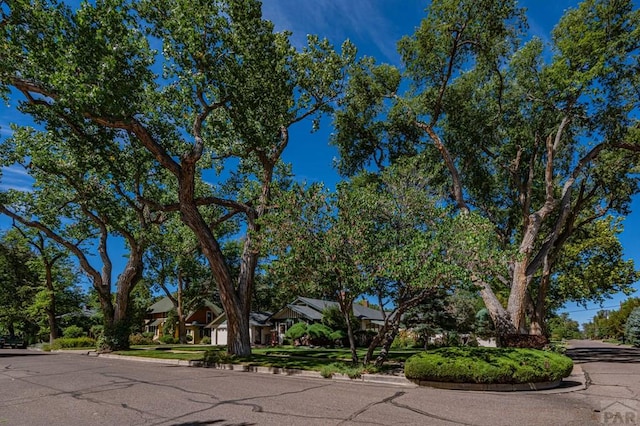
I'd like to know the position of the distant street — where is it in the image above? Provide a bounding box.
[564,339,640,424]
[0,342,637,425]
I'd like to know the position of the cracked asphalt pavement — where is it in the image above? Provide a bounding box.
[1,340,637,425]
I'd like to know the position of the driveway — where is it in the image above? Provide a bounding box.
[0,344,632,425]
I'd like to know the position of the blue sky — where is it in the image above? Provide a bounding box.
[1,0,638,327]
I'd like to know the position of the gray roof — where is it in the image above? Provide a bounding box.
[296,297,339,312]
[352,303,385,321]
[287,304,324,321]
[249,312,272,326]
[148,297,222,317]
[268,296,386,323]
[147,297,175,314]
[293,296,385,321]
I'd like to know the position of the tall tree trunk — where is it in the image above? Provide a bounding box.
[102,245,144,351]
[473,276,516,345]
[344,312,358,365]
[529,256,553,336]
[337,293,358,364]
[226,304,251,356]
[507,260,531,333]
[46,307,58,345]
[44,261,58,344]
[178,175,253,356]
[364,321,388,365]
[177,272,187,344]
[374,313,403,367]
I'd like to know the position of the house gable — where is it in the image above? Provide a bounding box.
[270,296,385,322]
[147,297,175,315]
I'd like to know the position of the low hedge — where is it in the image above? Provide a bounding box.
[404,347,573,384]
[48,337,96,350]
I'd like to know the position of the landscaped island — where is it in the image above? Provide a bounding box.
[404,347,574,390]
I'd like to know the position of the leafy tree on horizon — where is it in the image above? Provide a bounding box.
[1,0,357,356]
[624,307,640,347]
[0,120,165,350]
[9,226,83,344]
[0,232,39,337]
[332,0,640,340]
[264,182,373,364]
[145,215,220,344]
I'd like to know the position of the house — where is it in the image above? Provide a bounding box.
[145,297,174,339]
[144,296,222,344]
[269,296,386,343]
[205,311,272,346]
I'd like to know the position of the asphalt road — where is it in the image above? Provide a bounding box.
[0,341,637,426]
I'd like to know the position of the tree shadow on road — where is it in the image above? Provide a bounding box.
[566,346,640,364]
[171,421,255,426]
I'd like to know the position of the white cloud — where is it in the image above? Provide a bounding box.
[0,165,34,193]
[0,126,14,137]
[261,0,412,64]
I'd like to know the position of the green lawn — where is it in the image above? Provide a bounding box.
[114,345,422,373]
[116,349,206,361]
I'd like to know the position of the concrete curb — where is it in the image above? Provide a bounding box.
[407,364,587,393]
[61,351,416,387]
[190,360,417,387]
[54,350,586,392]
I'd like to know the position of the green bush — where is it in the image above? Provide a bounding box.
[159,335,178,344]
[90,325,104,338]
[318,362,364,379]
[203,349,236,365]
[201,336,211,345]
[285,322,308,341]
[63,325,85,338]
[404,347,573,384]
[50,337,96,350]
[329,329,346,343]
[307,323,333,345]
[319,364,338,378]
[391,330,416,349]
[307,323,332,338]
[129,333,154,346]
[624,307,640,347]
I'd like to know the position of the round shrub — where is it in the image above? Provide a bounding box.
[159,335,178,344]
[625,307,640,347]
[307,323,332,338]
[404,347,573,384]
[63,325,85,338]
[329,329,346,345]
[201,336,211,345]
[307,323,333,345]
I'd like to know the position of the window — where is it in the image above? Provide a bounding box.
[206,311,213,324]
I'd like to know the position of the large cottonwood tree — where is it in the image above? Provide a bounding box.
[1,0,355,355]
[333,0,640,338]
[0,125,163,350]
